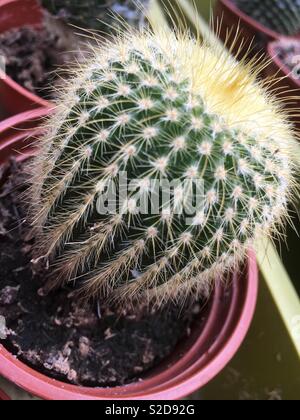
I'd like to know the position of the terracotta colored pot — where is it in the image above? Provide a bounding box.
[214,0,300,59]
[0,0,49,117]
[265,39,300,131]
[0,389,10,400]
[0,110,259,400]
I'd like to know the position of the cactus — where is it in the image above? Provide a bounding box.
[235,0,300,36]
[40,0,149,31]
[28,29,297,306]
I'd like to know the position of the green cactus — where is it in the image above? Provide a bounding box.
[29,30,297,305]
[40,0,149,31]
[235,0,300,36]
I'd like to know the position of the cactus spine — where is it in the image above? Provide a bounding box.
[29,29,297,305]
[235,0,300,36]
[40,0,149,31]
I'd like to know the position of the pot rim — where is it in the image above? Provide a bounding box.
[0,120,259,400]
[0,71,49,109]
[0,108,51,134]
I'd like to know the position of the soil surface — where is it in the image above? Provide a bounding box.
[0,160,200,387]
[0,22,81,101]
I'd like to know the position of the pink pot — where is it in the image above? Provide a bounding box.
[214,0,300,59]
[265,39,300,131]
[0,0,49,117]
[0,110,259,400]
[0,389,10,400]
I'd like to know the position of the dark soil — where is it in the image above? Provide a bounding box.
[273,40,300,76]
[0,23,80,101]
[0,160,200,387]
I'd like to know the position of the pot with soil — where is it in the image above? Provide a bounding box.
[0,0,47,117]
[214,0,300,59]
[0,27,298,400]
[0,116,259,400]
[0,0,149,118]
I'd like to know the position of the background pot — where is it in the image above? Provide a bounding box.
[0,0,49,118]
[0,110,259,400]
[214,0,300,59]
[265,39,300,131]
[266,39,300,90]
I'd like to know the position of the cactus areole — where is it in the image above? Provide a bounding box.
[29,29,297,305]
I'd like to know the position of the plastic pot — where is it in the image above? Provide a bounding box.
[0,389,10,400]
[0,111,259,400]
[264,39,300,131]
[0,0,49,117]
[214,0,300,59]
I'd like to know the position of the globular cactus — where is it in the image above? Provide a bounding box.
[29,29,297,306]
[235,0,300,36]
[40,0,149,31]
